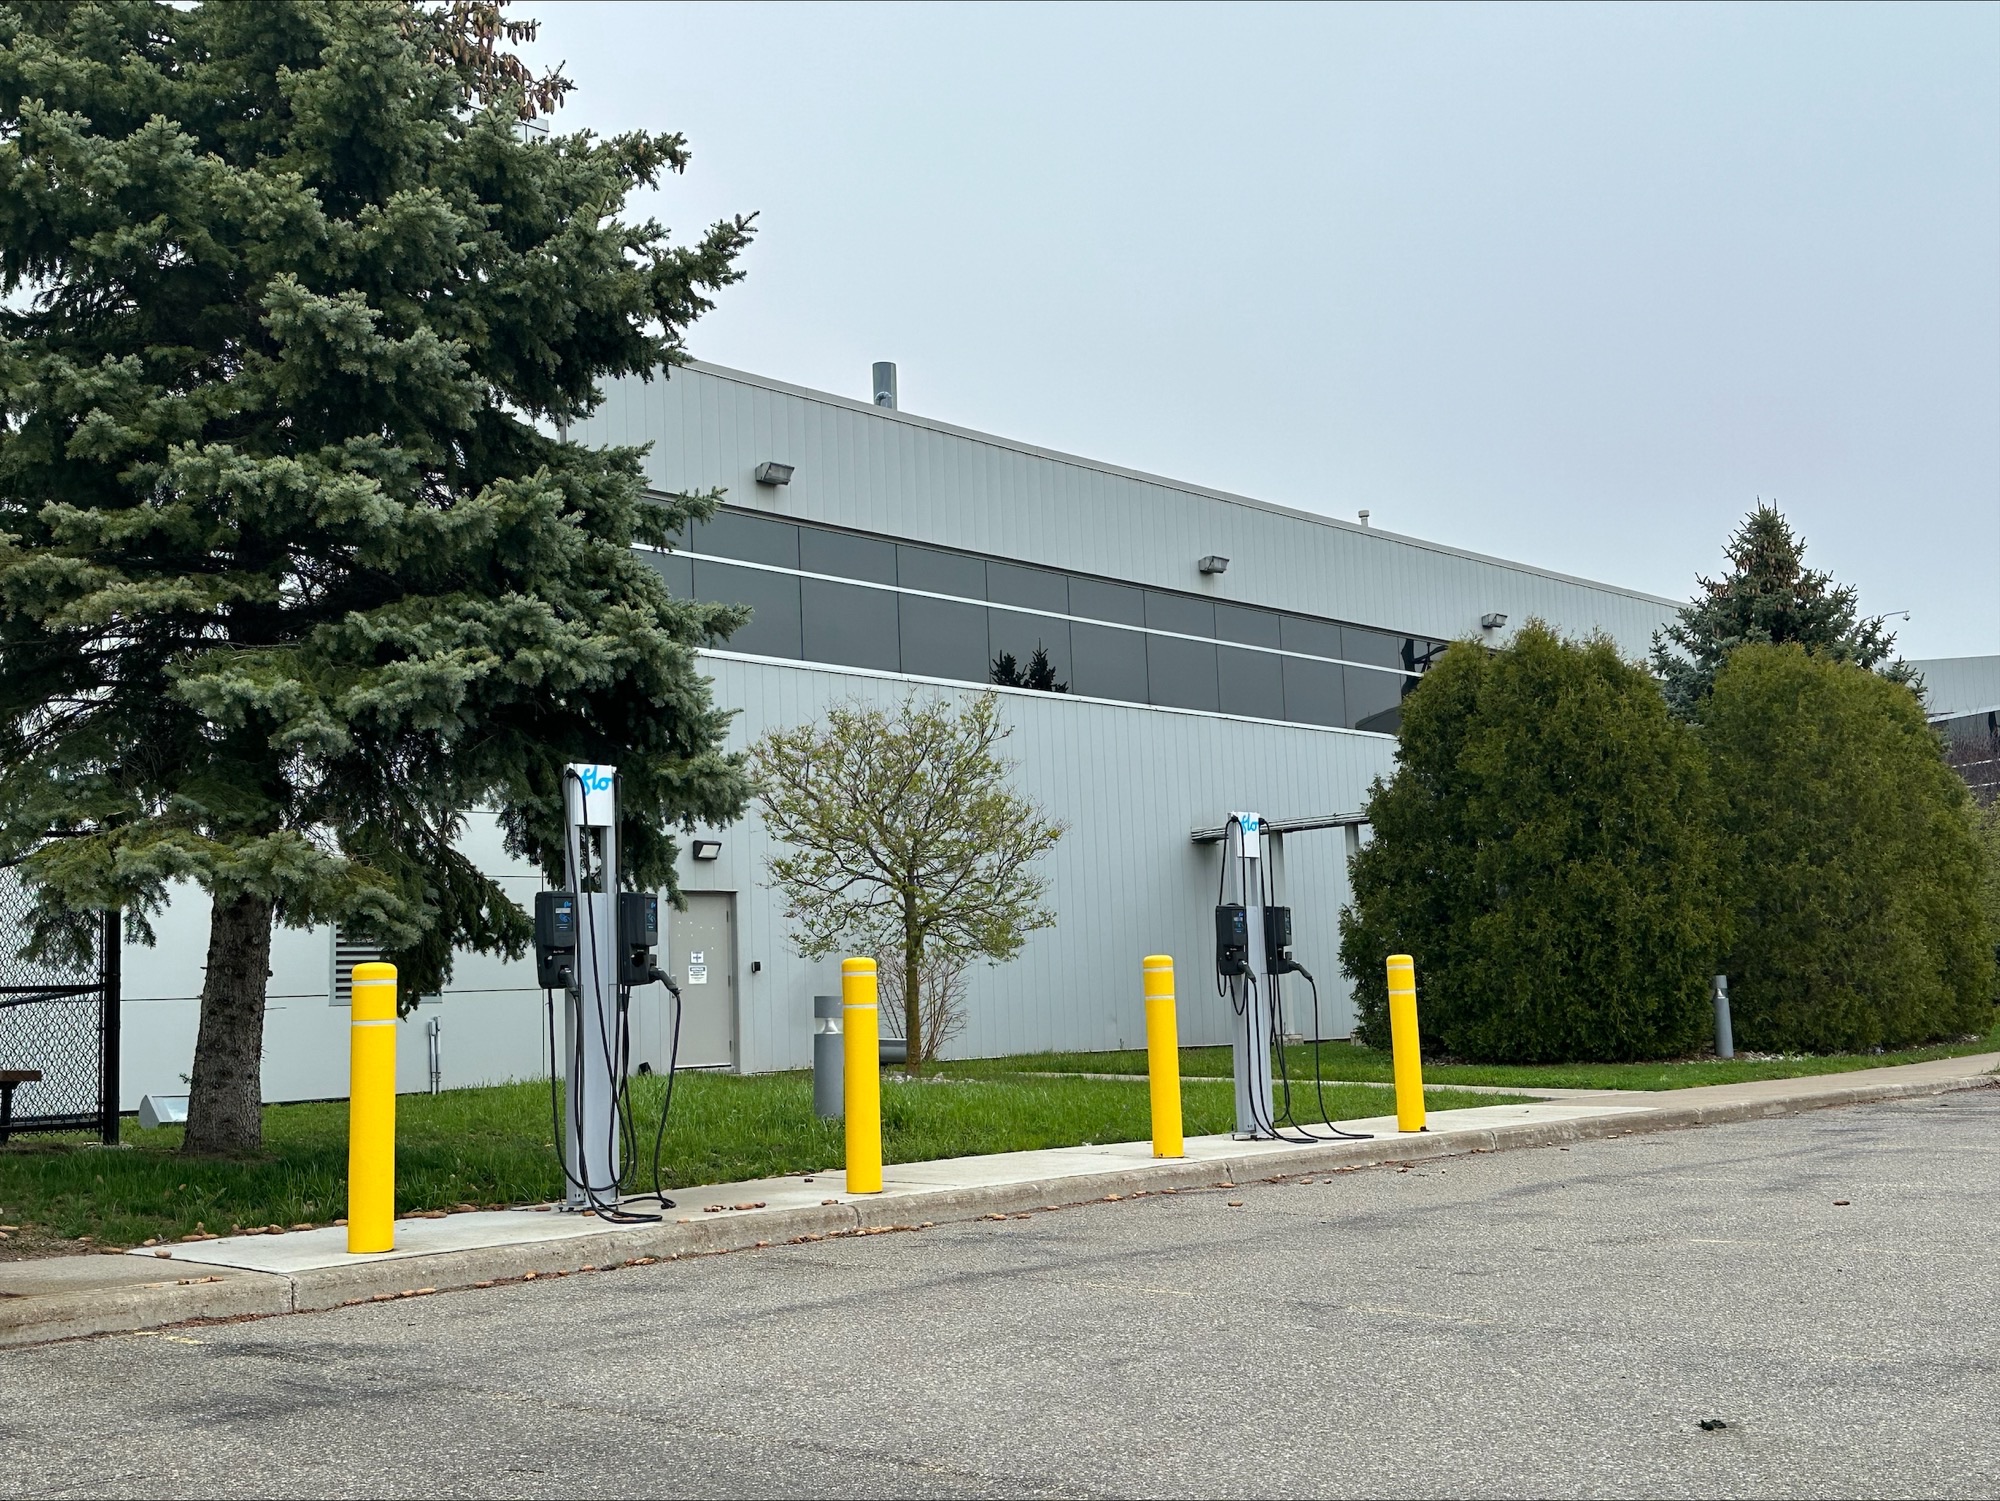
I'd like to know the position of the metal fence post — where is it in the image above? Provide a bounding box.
[99,907,120,1145]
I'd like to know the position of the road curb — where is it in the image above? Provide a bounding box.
[4,1067,1992,1346]
[0,1266,290,1347]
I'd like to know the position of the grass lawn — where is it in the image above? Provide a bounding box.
[939,1014,2000,1093]
[0,1070,1525,1255]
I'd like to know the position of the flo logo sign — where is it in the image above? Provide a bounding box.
[567,763,618,825]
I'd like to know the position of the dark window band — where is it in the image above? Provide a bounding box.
[651,506,1442,733]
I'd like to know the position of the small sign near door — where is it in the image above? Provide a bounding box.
[686,950,708,985]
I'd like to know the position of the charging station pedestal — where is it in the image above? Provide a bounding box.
[1223,813,1276,1139]
[562,763,621,1208]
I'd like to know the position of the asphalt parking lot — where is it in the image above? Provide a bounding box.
[2,1087,1995,1499]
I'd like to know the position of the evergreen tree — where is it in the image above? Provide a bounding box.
[1651,504,1912,719]
[1339,622,1722,1063]
[0,1,754,1152]
[1705,645,1993,1051]
[990,643,1067,694]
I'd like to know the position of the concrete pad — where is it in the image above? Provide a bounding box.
[137,1207,621,1274]
[123,1100,1650,1278]
[1022,1071,1640,1100]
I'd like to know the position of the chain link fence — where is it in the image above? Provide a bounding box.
[0,869,118,1143]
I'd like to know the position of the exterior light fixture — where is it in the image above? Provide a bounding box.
[754,462,794,487]
[1481,612,1508,631]
[691,838,722,861]
[1198,555,1230,575]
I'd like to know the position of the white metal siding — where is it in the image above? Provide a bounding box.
[1912,655,2000,718]
[583,363,1681,658]
[679,655,1396,1073]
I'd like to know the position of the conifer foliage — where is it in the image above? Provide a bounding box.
[1650,504,1911,719]
[1339,623,1722,1063]
[0,2,754,1151]
[1704,646,1993,1051]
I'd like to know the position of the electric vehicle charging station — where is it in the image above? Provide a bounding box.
[1216,813,1276,1138]
[1209,810,1372,1144]
[531,764,678,1214]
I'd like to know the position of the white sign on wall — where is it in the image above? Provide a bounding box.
[686,950,708,985]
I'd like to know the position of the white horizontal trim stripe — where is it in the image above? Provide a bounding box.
[349,1018,396,1028]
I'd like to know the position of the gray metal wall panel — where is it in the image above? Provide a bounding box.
[583,365,1681,659]
[567,361,1696,1074]
[1912,655,2000,718]
[678,654,1393,1073]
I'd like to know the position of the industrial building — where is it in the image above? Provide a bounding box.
[98,360,1981,1107]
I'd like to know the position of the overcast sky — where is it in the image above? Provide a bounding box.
[523,2,1999,660]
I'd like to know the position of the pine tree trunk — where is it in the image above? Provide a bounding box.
[182,890,274,1155]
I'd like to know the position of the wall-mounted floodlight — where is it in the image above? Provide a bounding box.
[1198,555,1230,575]
[691,838,722,861]
[1481,612,1508,630]
[754,462,794,487]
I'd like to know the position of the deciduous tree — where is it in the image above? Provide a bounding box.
[753,694,1064,1070]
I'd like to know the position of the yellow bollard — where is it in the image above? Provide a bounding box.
[841,957,883,1194]
[1386,954,1426,1133]
[1142,955,1184,1158]
[347,961,398,1252]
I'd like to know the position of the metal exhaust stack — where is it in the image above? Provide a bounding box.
[872,361,897,410]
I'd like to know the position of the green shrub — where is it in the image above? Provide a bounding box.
[1704,645,1995,1050]
[1976,802,2000,995]
[1339,622,1722,1062]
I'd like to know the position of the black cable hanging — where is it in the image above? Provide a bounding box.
[1261,835,1369,1143]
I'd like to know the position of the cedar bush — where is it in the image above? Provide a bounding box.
[1339,622,1722,1062]
[1704,645,1995,1050]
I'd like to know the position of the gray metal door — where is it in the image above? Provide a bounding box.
[668,892,736,1070]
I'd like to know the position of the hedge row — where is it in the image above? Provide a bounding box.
[1339,627,1995,1062]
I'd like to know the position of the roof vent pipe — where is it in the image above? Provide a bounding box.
[872,362,898,410]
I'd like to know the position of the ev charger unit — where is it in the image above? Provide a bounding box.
[530,763,677,1214]
[1212,810,1370,1145]
[1216,812,1276,1139]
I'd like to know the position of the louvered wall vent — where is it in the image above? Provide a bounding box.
[330,928,386,1007]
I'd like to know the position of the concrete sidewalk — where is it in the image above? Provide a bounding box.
[2,1050,1992,1347]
